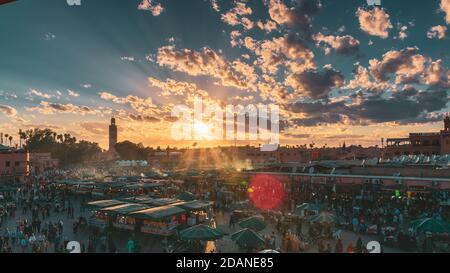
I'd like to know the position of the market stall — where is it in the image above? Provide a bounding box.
[131,205,187,236]
[86,200,126,229]
[175,200,212,226]
[100,203,149,231]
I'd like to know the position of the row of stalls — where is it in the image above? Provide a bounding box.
[86,198,212,236]
[53,179,174,199]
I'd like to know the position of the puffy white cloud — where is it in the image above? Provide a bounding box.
[29,89,53,99]
[441,0,450,24]
[156,45,258,90]
[99,92,157,115]
[268,0,292,25]
[68,90,80,97]
[313,32,360,55]
[256,20,278,33]
[148,77,209,97]
[138,0,164,16]
[356,7,392,38]
[427,25,447,39]
[369,47,428,84]
[243,35,316,75]
[0,104,17,117]
[221,1,254,30]
[26,101,104,116]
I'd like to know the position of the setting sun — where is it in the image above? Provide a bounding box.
[193,120,212,140]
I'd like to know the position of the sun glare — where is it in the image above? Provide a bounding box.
[194,120,212,139]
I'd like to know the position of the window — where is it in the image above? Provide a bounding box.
[15,161,20,167]
[5,161,10,168]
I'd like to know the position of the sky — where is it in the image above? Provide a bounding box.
[0,0,449,150]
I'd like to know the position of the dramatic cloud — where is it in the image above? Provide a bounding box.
[313,32,360,55]
[156,45,258,90]
[285,66,345,100]
[99,92,157,115]
[346,65,390,93]
[441,0,450,24]
[0,104,17,117]
[221,1,254,30]
[423,60,450,88]
[356,7,393,38]
[243,35,316,75]
[346,47,450,94]
[287,88,449,126]
[427,25,447,39]
[268,0,292,25]
[26,101,103,116]
[268,0,321,34]
[128,114,161,123]
[256,20,278,33]
[368,47,428,84]
[138,0,164,16]
[148,77,209,97]
[29,89,53,99]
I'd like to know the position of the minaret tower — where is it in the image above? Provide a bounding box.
[109,117,118,151]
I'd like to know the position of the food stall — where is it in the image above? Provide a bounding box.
[131,205,187,236]
[86,200,126,229]
[121,183,164,195]
[100,203,149,231]
[117,195,155,204]
[141,198,183,207]
[175,200,212,226]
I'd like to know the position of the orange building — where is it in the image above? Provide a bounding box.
[0,144,29,182]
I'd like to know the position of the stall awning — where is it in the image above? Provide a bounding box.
[142,198,183,207]
[175,200,212,211]
[87,199,125,209]
[131,205,185,220]
[100,203,149,215]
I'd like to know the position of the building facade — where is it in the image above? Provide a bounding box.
[385,116,450,157]
[29,152,59,175]
[0,145,29,182]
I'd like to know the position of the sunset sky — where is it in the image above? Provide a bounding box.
[0,0,449,149]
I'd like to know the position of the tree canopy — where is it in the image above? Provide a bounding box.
[114,141,153,160]
[20,128,102,166]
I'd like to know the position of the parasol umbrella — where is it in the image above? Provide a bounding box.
[176,192,196,201]
[179,224,223,241]
[409,217,450,234]
[306,212,337,224]
[238,216,267,231]
[231,228,265,249]
[258,249,280,253]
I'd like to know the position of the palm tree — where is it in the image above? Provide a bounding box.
[8,136,13,147]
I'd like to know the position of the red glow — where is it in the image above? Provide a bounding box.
[248,174,285,211]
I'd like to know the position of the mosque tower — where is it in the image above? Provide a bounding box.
[109,117,118,151]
